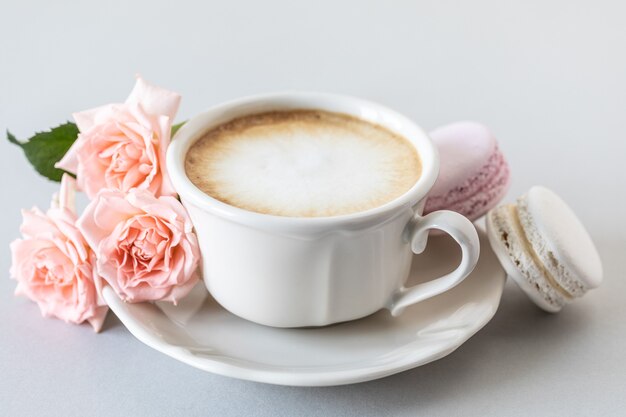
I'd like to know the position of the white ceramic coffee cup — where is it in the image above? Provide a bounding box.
[167,92,480,328]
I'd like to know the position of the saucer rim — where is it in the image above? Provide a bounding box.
[104,282,502,386]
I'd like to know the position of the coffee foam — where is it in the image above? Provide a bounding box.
[185,110,421,217]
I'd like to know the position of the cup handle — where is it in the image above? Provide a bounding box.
[387,210,480,316]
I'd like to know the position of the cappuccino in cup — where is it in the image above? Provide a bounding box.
[185,110,421,217]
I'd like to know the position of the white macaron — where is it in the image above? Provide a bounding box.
[486,186,603,312]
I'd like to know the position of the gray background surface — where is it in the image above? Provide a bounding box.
[1,1,625,416]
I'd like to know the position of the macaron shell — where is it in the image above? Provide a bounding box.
[425,121,510,220]
[432,147,510,219]
[428,122,496,198]
[524,186,603,290]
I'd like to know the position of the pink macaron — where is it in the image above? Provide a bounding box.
[424,121,511,221]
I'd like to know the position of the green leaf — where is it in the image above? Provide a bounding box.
[171,121,186,137]
[7,122,79,182]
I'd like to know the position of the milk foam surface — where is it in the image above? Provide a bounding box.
[185,110,421,217]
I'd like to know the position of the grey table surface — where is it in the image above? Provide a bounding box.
[1,1,625,416]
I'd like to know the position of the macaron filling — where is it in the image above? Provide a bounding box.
[488,204,569,309]
[516,195,589,298]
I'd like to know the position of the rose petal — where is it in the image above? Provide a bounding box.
[58,174,77,213]
[72,103,120,132]
[78,191,138,250]
[125,75,181,121]
[55,140,80,174]
[156,114,176,196]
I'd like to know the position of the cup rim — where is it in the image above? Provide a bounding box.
[166,91,439,231]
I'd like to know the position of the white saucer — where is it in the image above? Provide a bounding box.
[103,228,505,386]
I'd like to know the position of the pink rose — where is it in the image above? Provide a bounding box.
[78,188,200,303]
[10,175,108,332]
[56,76,181,199]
